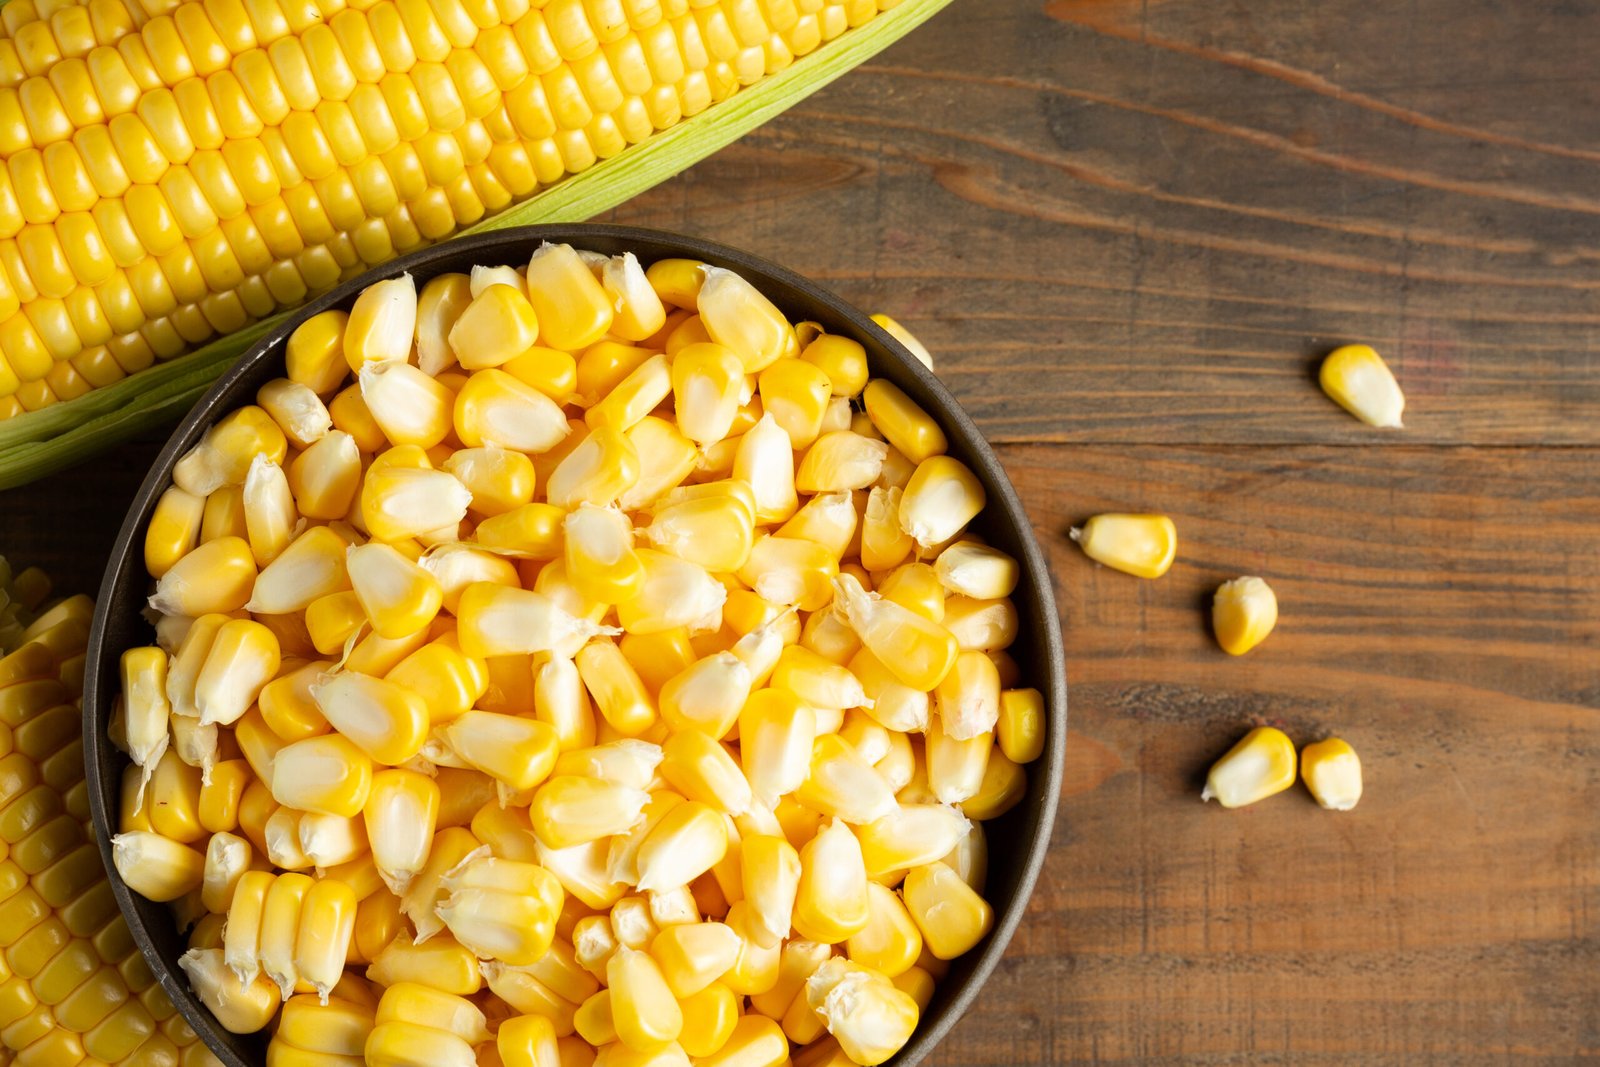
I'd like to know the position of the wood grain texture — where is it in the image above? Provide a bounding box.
[3,0,1598,1063]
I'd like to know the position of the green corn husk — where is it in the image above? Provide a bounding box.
[0,0,955,490]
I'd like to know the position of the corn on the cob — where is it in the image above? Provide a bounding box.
[0,0,961,492]
[104,248,1043,1067]
[0,559,225,1065]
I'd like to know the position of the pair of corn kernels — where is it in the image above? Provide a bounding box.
[1203,727,1362,812]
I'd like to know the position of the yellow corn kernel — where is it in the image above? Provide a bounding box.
[110,831,204,902]
[799,333,867,398]
[737,833,799,950]
[359,463,472,543]
[435,855,562,966]
[294,877,358,1001]
[178,948,279,1034]
[344,272,416,370]
[442,446,535,517]
[1069,513,1177,580]
[441,709,559,795]
[694,1014,787,1067]
[756,357,831,450]
[453,366,570,452]
[563,503,644,604]
[934,542,1018,602]
[645,921,737,999]
[119,645,169,787]
[794,733,896,826]
[832,574,956,693]
[277,992,376,1055]
[143,486,206,579]
[329,383,389,453]
[474,501,565,560]
[901,860,992,960]
[738,687,814,809]
[365,929,482,996]
[585,352,670,433]
[573,988,617,1047]
[858,485,912,574]
[606,946,682,1053]
[794,430,886,495]
[676,982,738,1059]
[304,590,364,655]
[358,359,454,449]
[869,312,933,371]
[287,430,362,521]
[546,424,639,510]
[448,281,539,369]
[146,748,204,843]
[696,266,793,373]
[241,456,296,567]
[792,820,869,945]
[524,241,613,350]
[896,454,983,548]
[655,729,748,818]
[528,775,649,850]
[193,617,280,727]
[287,309,351,394]
[1202,726,1297,809]
[146,534,258,616]
[364,1020,476,1067]
[311,672,428,766]
[347,541,443,639]
[601,252,667,342]
[1212,576,1278,656]
[258,378,334,450]
[574,638,657,737]
[877,560,945,624]
[635,800,727,894]
[644,259,705,310]
[805,957,918,1066]
[1300,737,1362,811]
[862,378,945,464]
[265,734,370,821]
[642,493,753,575]
[504,345,579,402]
[173,405,290,497]
[1319,343,1404,428]
[996,688,1045,765]
[846,880,922,977]
[498,1013,560,1067]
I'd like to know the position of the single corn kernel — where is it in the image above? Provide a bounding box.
[270,734,372,818]
[1300,737,1362,811]
[795,431,887,494]
[799,334,868,398]
[359,360,455,449]
[603,253,669,342]
[348,541,443,639]
[677,983,740,1059]
[529,776,650,850]
[847,881,922,978]
[793,734,897,826]
[997,688,1046,765]
[856,804,971,882]
[454,367,571,453]
[441,710,559,794]
[110,831,204,902]
[697,266,794,373]
[311,673,429,766]
[178,948,279,1034]
[933,650,1001,741]
[525,242,614,351]
[1202,726,1297,809]
[648,922,740,998]
[671,343,745,447]
[606,946,683,1053]
[897,455,983,547]
[739,688,816,809]
[1213,576,1278,656]
[1069,513,1177,579]
[934,542,1019,601]
[147,535,258,616]
[359,465,472,543]
[832,575,957,694]
[193,618,281,727]
[635,801,728,893]
[870,313,934,371]
[295,877,358,1002]
[287,309,352,394]
[805,957,918,1066]
[738,834,800,949]
[344,273,417,370]
[448,282,540,369]
[564,504,645,605]
[436,854,562,966]
[901,861,993,960]
[364,769,441,896]
[1319,344,1404,428]
[443,446,536,517]
[144,487,206,579]
[792,819,870,945]
[416,274,474,377]
[258,378,333,449]
[862,379,946,464]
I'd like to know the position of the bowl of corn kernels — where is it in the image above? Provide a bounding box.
[83,224,1066,1067]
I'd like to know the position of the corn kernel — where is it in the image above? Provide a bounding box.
[1300,737,1362,811]
[1319,343,1404,428]
[1213,576,1278,656]
[1202,726,1297,809]
[1069,513,1176,579]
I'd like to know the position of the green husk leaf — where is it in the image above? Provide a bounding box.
[0,0,954,490]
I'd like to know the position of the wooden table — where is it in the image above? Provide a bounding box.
[4,0,1597,1061]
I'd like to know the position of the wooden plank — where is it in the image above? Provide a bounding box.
[606,0,1600,446]
[925,441,1600,1064]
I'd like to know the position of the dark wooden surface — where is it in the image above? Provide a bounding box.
[4,0,1598,1062]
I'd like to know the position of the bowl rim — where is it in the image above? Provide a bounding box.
[83,222,1067,1067]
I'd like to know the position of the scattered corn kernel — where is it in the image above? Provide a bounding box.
[1300,737,1363,811]
[1069,513,1177,579]
[1202,727,1297,809]
[1319,344,1405,428]
[1213,577,1278,656]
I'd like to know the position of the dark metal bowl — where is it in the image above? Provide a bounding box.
[83,224,1066,1066]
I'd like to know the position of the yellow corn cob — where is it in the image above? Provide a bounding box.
[0,559,225,1065]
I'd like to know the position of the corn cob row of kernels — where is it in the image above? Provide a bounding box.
[0,0,913,419]
[0,559,225,1067]
[111,244,1044,1066]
